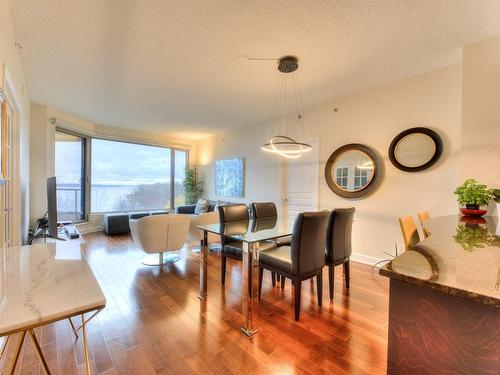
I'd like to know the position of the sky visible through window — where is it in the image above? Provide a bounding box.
[55,135,187,215]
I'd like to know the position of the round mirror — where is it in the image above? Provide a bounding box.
[389,127,442,172]
[325,144,380,198]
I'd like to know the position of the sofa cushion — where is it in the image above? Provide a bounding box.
[129,212,151,220]
[194,199,209,214]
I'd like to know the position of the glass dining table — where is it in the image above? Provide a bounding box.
[196,216,293,336]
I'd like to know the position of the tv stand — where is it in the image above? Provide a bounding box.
[31,226,84,247]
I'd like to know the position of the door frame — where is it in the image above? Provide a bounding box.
[1,67,22,246]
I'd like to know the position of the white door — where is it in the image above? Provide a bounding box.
[284,138,319,221]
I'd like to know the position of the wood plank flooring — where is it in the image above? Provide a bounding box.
[0,233,389,374]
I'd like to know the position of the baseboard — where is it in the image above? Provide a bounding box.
[350,252,386,267]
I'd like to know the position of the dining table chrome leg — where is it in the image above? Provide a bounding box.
[241,242,258,336]
[198,230,208,300]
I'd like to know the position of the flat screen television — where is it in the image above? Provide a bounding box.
[47,176,58,238]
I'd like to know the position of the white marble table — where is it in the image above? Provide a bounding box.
[0,240,106,374]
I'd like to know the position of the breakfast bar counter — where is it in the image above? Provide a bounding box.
[380,215,500,375]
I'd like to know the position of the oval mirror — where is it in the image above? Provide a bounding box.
[325,144,380,198]
[389,127,442,172]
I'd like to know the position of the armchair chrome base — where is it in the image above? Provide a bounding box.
[142,252,180,266]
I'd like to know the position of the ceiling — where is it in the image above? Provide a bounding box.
[10,1,500,140]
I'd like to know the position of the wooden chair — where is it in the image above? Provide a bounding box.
[417,211,430,238]
[399,215,420,251]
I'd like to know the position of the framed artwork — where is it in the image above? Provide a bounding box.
[215,157,245,197]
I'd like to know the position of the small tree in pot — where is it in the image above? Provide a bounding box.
[183,165,204,205]
[454,179,494,210]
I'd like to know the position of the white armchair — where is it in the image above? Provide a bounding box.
[186,211,221,252]
[130,214,190,266]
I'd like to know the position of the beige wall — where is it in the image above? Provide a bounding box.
[462,35,500,194]
[198,64,463,262]
[29,103,199,228]
[0,0,31,244]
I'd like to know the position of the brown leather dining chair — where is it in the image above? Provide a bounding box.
[218,204,276,285]
[258,211,329,321]
[250,202,291,245]
[251,202,291,287]
[325,207,355,301]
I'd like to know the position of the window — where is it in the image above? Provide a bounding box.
[91,139,188,213]
[336,167,348,189]
[354,166,369,189]
[55,130,86,221]
[174,149,187,206]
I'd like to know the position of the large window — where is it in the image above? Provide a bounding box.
[91,139,189,213]
[55,130,86,221]
[55,128,189,219]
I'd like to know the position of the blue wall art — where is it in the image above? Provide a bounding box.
[215,157,245,197]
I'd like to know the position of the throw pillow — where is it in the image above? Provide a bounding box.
[194,199,209,214]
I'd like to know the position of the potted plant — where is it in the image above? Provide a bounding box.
[183,165,204,205]
[454,179,494,216]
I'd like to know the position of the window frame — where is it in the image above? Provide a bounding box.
[55,129,189,220]
[54,127,90,223]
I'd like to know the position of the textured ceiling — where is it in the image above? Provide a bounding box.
[10,0,500,139]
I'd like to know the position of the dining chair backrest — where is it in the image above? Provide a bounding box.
[251,202,278,219]
[399,215,420,251]
[291,211,329,277]
[417,211,431,238]
[218,204,249,223]
[218,204,249,246]
[325,207,355,265]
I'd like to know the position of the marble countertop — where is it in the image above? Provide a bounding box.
[380,215,500,307]
[0,241,106,336]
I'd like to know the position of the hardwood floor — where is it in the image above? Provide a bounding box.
[0,233,389,374]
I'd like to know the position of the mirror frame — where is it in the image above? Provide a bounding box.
[388,127,443,172]
[325,143,380,198]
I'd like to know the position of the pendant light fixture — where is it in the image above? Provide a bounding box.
[261,56,312,159]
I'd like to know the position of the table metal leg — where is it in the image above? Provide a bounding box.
[241,242,259,336]
[9,331,26,375]
[82,313,91,375]
[28,329,50,375]
[199,230,208,300]
[68,317,79,339]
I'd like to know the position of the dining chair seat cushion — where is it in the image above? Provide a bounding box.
[275,235,292,246]
[222,240,277,258]
[259,245,292,274]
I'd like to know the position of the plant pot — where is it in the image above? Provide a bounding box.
[466,204,480,210]
[460,207,488,217]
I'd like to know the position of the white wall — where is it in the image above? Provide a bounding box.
[461,35,500,193]
[198,64,463,261]
[0,0,31,244]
